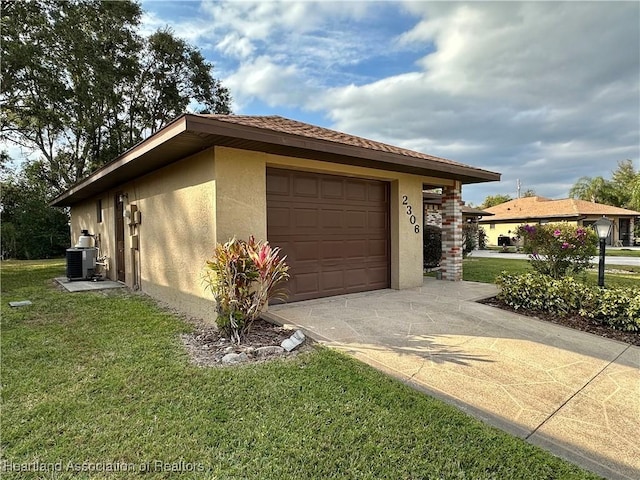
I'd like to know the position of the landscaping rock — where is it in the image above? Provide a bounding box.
[255,345,285,357]
[221,352,249,365]
[281,330,306,351]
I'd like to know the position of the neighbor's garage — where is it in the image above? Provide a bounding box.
[266,168,390,302]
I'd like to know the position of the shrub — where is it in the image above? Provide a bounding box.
[496,272,640,332]
[423,225,442,268]
[203,237,290,344]
[477,226,487,250]
[516,223,598,279]
[462,223,477,257]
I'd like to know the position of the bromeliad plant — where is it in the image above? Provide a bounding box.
[203,237,290,344]
[516,223,598,279]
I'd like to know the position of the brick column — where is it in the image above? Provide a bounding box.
[440,183,463,281]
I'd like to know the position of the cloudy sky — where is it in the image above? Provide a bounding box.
[141,0,640,206]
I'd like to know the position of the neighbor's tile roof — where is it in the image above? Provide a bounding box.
[208,115,466,169]
[481,196,640,221]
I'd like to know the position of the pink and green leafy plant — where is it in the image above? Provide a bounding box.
[516,223,598,279]
[203,237,290,344]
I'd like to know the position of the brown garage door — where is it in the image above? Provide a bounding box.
[267,168,390,302]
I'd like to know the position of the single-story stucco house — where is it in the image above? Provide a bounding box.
[479,196,640,247]
[51,114,500,319]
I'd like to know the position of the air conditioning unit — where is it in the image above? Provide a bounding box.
[66,248,98,280]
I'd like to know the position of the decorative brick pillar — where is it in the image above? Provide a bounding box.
[440,183,463,281]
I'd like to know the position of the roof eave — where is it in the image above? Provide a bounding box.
[183,116,499,183]
[51,114,500,207]
[50,115,190,207]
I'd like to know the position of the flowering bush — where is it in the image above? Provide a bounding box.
[497,272,640,331]
[203,237,290,344]
[516,223,598,279]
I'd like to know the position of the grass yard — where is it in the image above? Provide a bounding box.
[460,257,640,288]
[605,249,640,258]
[486,246,640,258]
[1,260,601,479]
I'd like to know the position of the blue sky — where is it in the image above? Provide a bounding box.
[141,1,640,206]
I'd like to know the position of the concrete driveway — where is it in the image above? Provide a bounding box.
[264,278,639,480]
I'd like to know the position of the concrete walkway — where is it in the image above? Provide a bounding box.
[264,279,639,480]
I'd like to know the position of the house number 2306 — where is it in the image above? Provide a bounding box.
[402,195,420,234]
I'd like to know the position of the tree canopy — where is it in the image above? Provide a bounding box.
[481,194,513,209]
[1,0,231,195]
[569,160,640,211]
[1,152,70,259]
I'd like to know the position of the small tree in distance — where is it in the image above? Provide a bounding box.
[481,194,512,209]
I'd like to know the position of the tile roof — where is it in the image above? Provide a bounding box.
[481,196,640,221]
[205,114,469,169]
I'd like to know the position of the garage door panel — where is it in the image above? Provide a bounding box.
[267,207,290,228]
[293,176,319,197]
[321,209,344,228]
[368,239,388,258]
[346,180,367,201]
[321,270,345,291]
[346,210,367,228]
[293,241,320,262]
[294,272,320,295]
[293,208,318,228]
[368,210,387,229]
[343,239,367,258]
[321,178,344,198]
[367,266,389,286]
[267,168,389,302]
[320,240,344,260]
[345,268,368,288]
[266,171,291,195]
[368,182,388,202]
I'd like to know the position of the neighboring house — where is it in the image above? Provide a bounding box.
[51,114,500,319]
[479,196,640,247]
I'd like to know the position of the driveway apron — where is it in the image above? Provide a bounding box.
[264,278,639,480]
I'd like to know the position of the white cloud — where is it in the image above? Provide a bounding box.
[224,56,320,110]
[316,1,639,203]
[139,1,639,205]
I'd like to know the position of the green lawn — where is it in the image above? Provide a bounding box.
[0,260,601,479]
[486,246,640,258]
[459,257,640,288]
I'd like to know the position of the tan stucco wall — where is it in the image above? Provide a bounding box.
[127,149,216,319]
[213,148,267,243]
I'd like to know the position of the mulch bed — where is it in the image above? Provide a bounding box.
[479,297,640,347]
[180,318,314,367]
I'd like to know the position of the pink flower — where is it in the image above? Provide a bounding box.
[553,229,562,237]
[561,242,570,249]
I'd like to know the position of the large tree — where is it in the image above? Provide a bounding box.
[610,159,639,210]
[1,0,231,194]
[1,152,70,259]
